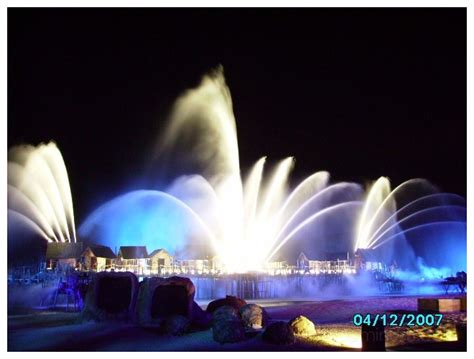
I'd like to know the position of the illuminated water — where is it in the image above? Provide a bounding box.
[8,67,466,279]
[8,142,76,243]
[356,177,466,276]
[79,67,466,275]
[80,68,366,272]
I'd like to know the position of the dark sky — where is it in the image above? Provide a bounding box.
[8,8,466,223]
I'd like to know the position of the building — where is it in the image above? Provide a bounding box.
[297,252,310,271]
[81,244,116,272]
[354,248,385,272]
[175,259,210,275]
[116,246,149,274]
[266,254,289,274]
[297,251,354,274]
[148,248,173,275]
[46,242,84,270]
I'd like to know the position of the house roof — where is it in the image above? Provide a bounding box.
[149,248,171,258]
[119,246,148,259]
[297,252,309,261]
[46,242,84,259]
[85,244,116,259]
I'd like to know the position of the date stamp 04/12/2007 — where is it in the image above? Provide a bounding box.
[352,313,444,327]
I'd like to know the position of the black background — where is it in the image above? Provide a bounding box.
[8,8,466,223]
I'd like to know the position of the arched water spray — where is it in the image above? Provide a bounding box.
[356,177,392,250]
[269,182,363,252]
[355,174,466,276]
[8,142,76,243]
[243,157,267,242]
[80,190,219,252]
[356,178,436,250]
[372,221,467,250]
[38,144,77,243]
[8,209,52,242]
[9,162,66,242]
[8,184,57,240]
[266,201,363,262]
[275,171,330,228]
[368,205,466,248]
[365,193,466,248]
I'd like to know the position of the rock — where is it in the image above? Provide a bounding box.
[213,305,240,322]
[212,305,245,343]
[289,315,316,336]
[206,295,247,313]
[136,276,196,328]
[163,315,190,336]
[239,303,269,329]
[81,272,139,322]
[262,321,296,345]
[213,320,246,343]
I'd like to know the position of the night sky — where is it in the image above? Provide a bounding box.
[8,8,466,223]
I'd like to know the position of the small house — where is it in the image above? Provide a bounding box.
[266,254,288,274]
[148,248,173,275]
[81,244,116,272]
[297,252,310,270]
[354,248,383,271]
[46,242,84,270]
[174,259,210,274]
[116,246,148,274]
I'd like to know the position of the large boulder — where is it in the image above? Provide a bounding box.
[239,303,269,329]
[81,272,139,322]
[212,305,245,344]
[163,315,190,336]
[206,295,247,314]
[262,321,296,345]
[289,315,316,336]
[136,276,195,328]
[213,305,240,322]
[213,320,246,344]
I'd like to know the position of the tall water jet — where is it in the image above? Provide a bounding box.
[148,68,367,271]
[8,142,76,243]
[355,177,394,250]
[81,67,364,272]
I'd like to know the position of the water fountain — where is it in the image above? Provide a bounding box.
[8,67,466,297]
[78,67,466,280]
[79,67,366,273]
[356,177,466,276]
[8,142,77,244]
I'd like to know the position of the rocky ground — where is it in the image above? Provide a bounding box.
[8,295,466,351]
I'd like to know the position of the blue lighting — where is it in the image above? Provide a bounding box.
[78,190,203,255]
